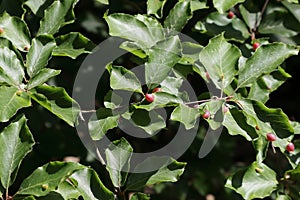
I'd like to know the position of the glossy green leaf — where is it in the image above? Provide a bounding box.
[0,86,31,122]
[23,0,53,16]
[88,108,119,140]
[53,32,95,59]
[68,168,115,200]
[121,109,166,135]
[223,107,258,141]
[29,86,80,127]
[213,0,245,13]
[130,192,150,200]
[190,0,208,12]
[239,5,261,30]
[164,1,192,32]
[95,0,108,5]
[199,33,241,92]
[283,1,300,24]
[276,195,292,200]
[0,37,23,62]
[248,67,291,103]
[258,6,299,37]
[26,35,56,77]
[160,76,183,96]
[16,162,85,197]
[195,12,249,42]
[26,68,61,90]
[291,121,300,135]
[26,35,55,77]
[120,41,147,59]
[171,104,200,130]
[109,65,143,93]
[126,156,186,190]
[104,13,164,48]
[0,115,34,189]
[180,42,203,64]
[236,98,292,152]
[55,181,80,200]
[252,100,294,138]
[0,12,31,51]
[147,0,167,18]
[252,136,269,163]
[225,162,278,200]
[37,0,79,35]
[238,43,298,89]
[146,36,181,85]
[105,138,133,188]
[0,46,25,86]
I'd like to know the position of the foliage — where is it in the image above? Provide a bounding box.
[0,0,300,199]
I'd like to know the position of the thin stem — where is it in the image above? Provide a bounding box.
[80,96,234,113]
[253,0,270,32]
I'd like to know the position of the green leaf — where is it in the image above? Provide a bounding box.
[283,1,300,24]
[258,6,299,37]
[26,35,56,77]
[53,32,95,59]
[238,43,298,89]
[26,68,61,90]
[122,109,166,135]
[251,100,294,138]
[109,65,143,93]
[199,33,241,92]
[147,0,167,18]
[213,0,245,13]
[68,168,115,200]
[145,36,181,85]
[252,136,269,163]
[23,0,51,16]
[160,76,183,96]
[164,1,192,32]
[190,0,208,12]
[0,37,23,62]
[171,104,200,130]
[0,115,34,189]
[37,0,79,35]
[130,192,150,200]
[239,5,261,30]
[120,41,147,59]
[104,13,164,48]
[0,87,31,122]
[0,46,25,86]
[0,12,31,51]
[29,85,80,127]
[225,162,278,200]
[276,195,292,200]
[196,12,249,42]
[223,107,258,141]
[126,156,186,190]
[105,138,133,188]
[248,67,291,103]
[16,162,85,197]
[55,181,80,200]
[236,98,292,152]
[88,108,119,140]
[95,0,108,5]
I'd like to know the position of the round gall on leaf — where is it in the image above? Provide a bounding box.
[266,133,276,142]
[286,142,295,152]
[202,110,210,119]
[145,93,154,103]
